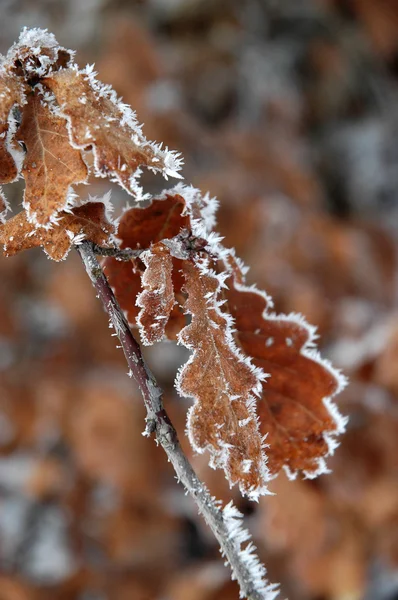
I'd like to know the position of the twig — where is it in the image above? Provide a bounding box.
[77,240,278,600]
[92,244,143,260]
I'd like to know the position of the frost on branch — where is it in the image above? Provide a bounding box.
[0,201,114,261]
[17,89,88,226]
[176,258,270,499]
[224,253,348,478]
[223,502,279,600]
[137,242,175,345]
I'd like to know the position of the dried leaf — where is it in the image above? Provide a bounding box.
[116,193,189,250]
[137,242,175,345]
[0,201,114,261]
[176,258,269,498]
[224,254,347,477]
[104,193,189,334]
[5,27,74,79]
[17,89,88,226]
[0,73,27,184]
[43,68,183,197]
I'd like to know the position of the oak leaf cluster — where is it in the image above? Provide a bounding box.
[0,29,347,500]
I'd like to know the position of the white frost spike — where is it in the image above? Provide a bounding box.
[76,62,184,192]
[6,110,25,180]
[0,187,10,223]
[2,28,74,77]
[158,182,220,240]
[222,502,279,599]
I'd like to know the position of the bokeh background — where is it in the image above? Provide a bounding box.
[1,1,398,598]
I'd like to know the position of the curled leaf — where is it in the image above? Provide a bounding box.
[104,193,189,336]
[0,201,114,261]
[5,27,74,80]
[176,258,270,499]
[137,243,175,345]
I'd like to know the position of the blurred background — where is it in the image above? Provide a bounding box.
[1,0,398,598]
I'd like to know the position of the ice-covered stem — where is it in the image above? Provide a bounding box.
[92,244,144,261]
[77,240,278,600]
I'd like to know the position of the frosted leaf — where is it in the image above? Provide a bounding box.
[2,27,74,79]
[223,251,348,478]
[0,73,28,185]
[17,88,88,227]
[104,192,189,339]
[137,242,175,345]
[43,67,183,197]
[176,257,271,499]
[0,201,114,261]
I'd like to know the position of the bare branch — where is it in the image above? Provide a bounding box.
[76,240,278,600]
[92,244,143,260]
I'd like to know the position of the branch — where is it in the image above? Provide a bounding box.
[76,240,278,600]
[92,229,209,262]
[92,243,143,260]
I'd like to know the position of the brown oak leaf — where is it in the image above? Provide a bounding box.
[0,73,27,183]
[224,253,347,477]
[0,201,114,261]
[137,242,175,345]
[115,193,189,251]
[43,68,182,196]
[176,257,270,499]
[104,192,189,337]
[17,89,88,226]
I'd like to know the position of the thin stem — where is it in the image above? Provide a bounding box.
[77,240,277,600]
[92,244,143,260]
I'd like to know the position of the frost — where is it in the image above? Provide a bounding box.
[136,243,175,345]
[176,256,271,499]
[0,187,10,223]
[3,27,74,79]
[222,502,280,600]
[44,63,183,199]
